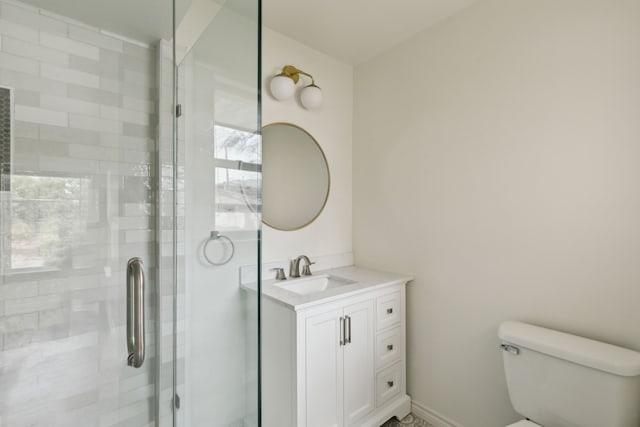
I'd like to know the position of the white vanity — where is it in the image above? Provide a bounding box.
[261,266,412,427]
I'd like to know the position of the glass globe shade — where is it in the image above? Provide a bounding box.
[300,85,322,109]
[270,75,295,100]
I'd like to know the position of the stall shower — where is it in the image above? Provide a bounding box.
[0,0,261,425]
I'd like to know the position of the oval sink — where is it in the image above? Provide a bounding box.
[275,274,356,295]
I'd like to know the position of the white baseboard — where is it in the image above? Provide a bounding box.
[411,400,463,427]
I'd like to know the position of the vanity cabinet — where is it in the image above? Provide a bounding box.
[263,275,410,427]
[306,300,375,426]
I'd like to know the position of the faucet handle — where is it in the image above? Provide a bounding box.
[271,268,286,280]
[301,262,316,276]
[289,259,299,278]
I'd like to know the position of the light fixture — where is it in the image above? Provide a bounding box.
[269,65,323,110]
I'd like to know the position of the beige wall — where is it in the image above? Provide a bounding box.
[262,28,353,264]
[353,1,640,426]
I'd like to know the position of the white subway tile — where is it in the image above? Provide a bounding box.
[40,332,99,357]
[120,149,151,164]
[99,133,151,151]
[37,309,67,327]
[0,313,38,333]
[122,96,154,113]
[125,229,153,243]
[14,105,67,126]
[38,155,98,173]
[0,282,38,299]
[0,69,67,96]
[41,63,100,88]
[69,113,121,134]
[123,69,153,88]
[98,160,150,176]
[68,54,101,75]
[99,105,150,126]
[68,25,123,53]
[40,32,99,60]
[39,123,100,144]
[0,2,67,35]
[68,143,118,161]
[0,51,38,75]
[123,203,152,217]
[67,84,121,106]
[41,94,100,116]
[4,294,62,315]
[2,36,68,66]
[99,77,121,93]
[117,216,151,230]
[0,18,38,42]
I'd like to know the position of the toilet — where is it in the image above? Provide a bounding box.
[498,321,640,427]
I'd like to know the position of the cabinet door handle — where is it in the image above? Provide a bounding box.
[346,315,351,344]
[387,344,394,351]
[387,380,394,388]
[386,308,393,314]
[339,316,345,346]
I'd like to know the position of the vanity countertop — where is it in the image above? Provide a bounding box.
[245,265,412,311]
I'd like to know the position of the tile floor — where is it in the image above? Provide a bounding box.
[381,413,434,427]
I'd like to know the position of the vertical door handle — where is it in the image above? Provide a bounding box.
[346,315,352,344]
[127,257,145,368]
[339,316,345,346]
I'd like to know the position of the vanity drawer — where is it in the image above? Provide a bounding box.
[376,326,402,370]
[376,361,403,407]
[376,290,401,331]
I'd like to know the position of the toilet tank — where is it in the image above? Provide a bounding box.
[499,321,640,427]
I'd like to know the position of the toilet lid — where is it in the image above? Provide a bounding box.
[506,421,541,427]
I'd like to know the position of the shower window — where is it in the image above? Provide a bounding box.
[7,174,93,271]
[213,124,261,230]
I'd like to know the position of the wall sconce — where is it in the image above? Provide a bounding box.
[269,65,322,110]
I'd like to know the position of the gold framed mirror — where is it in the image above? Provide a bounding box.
[261,123,330,231]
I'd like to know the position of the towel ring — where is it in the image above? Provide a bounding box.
[203,231,235,266]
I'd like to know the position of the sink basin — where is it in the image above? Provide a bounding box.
[275,274,356,295]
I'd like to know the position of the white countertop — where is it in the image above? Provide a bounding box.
[243,265,412,311]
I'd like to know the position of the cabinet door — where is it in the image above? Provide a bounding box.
[343,299,375,425]
[306,308,344,427]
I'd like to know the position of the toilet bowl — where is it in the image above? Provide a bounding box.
[506,421,541,427]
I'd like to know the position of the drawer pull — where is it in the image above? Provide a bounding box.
[387,380,394,388]
[387,344,394,351]
[386,308,393,314]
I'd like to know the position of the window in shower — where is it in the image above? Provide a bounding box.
[8,174,94,271]
[213,124,261,230]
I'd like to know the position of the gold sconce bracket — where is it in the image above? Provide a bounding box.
[278,65,315,86]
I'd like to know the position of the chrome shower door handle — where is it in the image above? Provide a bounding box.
[127,257,145,368]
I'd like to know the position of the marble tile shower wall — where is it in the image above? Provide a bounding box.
[0,1,161,426]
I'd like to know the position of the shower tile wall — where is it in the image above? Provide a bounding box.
[0,1,160,426]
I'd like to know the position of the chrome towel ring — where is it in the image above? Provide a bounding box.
[203,230,235,266]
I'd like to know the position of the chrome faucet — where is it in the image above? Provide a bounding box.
[289,255,315,278]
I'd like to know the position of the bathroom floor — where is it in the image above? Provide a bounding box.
[381,413,434,427]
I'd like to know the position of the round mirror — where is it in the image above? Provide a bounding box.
[262,123,330,231]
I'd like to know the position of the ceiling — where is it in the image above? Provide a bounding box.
[19,0,195,43]
[263,0,479,65]
[20,0,478,65]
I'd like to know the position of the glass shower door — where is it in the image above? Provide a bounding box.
[0,0,174,424]
[173,0,262,425]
